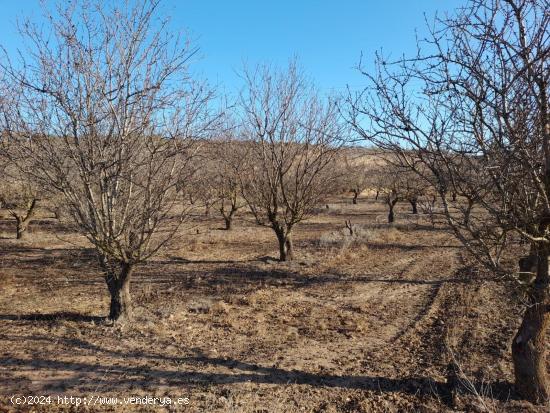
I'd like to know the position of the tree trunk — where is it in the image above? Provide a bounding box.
[224,216,232,230]
[14,199,37,239]
[352,190,358,205]
[16,217,26,239]
[105,262,134,322]
[463,198,475,226]
[512,247,550,404]
[409,198,418,214]
[275,228,294,262]
[387,199,397,223]
[221,206,236,230]
[285,236,294,261]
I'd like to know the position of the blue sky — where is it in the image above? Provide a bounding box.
[0,1,463,96]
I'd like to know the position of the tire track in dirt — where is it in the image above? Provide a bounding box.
[241,252,431,374]
[388,250,475,382]
[355,252,443,340]
[275,245,458,378]
[390,250,460,344]
[326,243,462,378]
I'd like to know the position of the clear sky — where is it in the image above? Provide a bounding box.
[0,1,463,96]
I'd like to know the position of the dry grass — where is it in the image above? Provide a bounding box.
[0,198,547,412]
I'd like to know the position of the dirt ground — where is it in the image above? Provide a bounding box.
[0,198,548,412]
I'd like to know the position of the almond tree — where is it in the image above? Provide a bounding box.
[210,137,247,230]
[0,168,40,239]
[373,163,404,223]
[341,148,370,204]
[402,170,426,215]
[0,0,216,322]
[346,0,550,403]
[0,146,43,239]
[239,62,344,261]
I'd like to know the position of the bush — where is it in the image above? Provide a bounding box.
[318,224,372,250]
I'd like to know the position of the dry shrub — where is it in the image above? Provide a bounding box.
[210,300,230,316]
[318,225,372,250]
[187,298,214,313]
[326,205,345,216]
[224,294,256,306]
[369,226,404,244]
[135,284,162,305]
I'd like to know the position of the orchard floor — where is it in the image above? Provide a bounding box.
[0,199,548,412]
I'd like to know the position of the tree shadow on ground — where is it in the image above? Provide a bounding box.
[0,353,443,393]
[0,245,98,270]
[0,348,517,403]
[0,312,104,323]
[365,242,460,251]
[0,218,75,236]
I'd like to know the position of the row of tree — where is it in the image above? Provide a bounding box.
[0,139,438,250]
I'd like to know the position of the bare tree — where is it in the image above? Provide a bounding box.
[0,0,217,322]
[374,163,403,223]
[184,160,218,217]
[186,136,246,229]
[210,137,247,230]
[401,169,427,215]
[0,160,41,239]
[239,62,344,261]
[366,160,387,201]
[346,0,550,403]
[341,148,370,204]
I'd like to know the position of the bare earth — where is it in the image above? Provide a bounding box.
[0,199,548,412]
